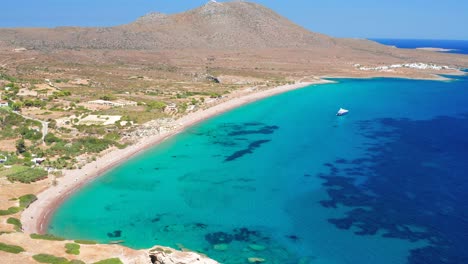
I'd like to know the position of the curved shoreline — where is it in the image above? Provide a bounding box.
[21,80,331,234]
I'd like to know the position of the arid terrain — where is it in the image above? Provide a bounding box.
[0,1,467,264]
[1,1,467,80]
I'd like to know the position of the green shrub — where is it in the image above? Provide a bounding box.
[7,168,48,183]
[32,254,69,264]
[77,137,114,153]
[53,90,71,97]
[48,136,114,157]
[146,101,166,111]
[16,139,26,153]
[0,73,18,82]
[115,143,127,149]
[65,243,80,255]
[0,206,21,216]
[30,233,65,241]
[93,258,124,264]
[19,126,43,140]
[0,242,25,254]
[6,217,22,231]
[19,194,37,208]
[99,95,115,101]
[74,239,97,245]
[44,133,61,145]
[104,132,121,141]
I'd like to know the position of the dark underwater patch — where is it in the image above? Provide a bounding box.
[232,227,261,242]
[227,125,279,136]
[202,122,279,148]
[204,227,264,245]
[107,230,122,238]
[224,139,271,162]
[319,114,468,264]
[205,231,233,244]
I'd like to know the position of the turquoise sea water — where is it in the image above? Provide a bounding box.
[50,74,468,264]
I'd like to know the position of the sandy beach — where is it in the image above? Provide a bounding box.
[21,79,330,235]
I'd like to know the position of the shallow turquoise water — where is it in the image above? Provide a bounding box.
[50,75,468,264]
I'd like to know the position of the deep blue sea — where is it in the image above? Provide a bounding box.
[50,72,468,263]
[371,39,468,55]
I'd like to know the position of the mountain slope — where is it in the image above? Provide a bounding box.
[0,0,467,73]
[0,1,336,50]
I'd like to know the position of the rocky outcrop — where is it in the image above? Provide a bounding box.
[147,246,218,264]
[206,75,220,83]
[123,118,177,140]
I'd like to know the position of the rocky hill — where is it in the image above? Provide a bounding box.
[0,1,336,50]
[0,0,467,75]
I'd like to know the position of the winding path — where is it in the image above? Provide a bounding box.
[13,111,48,144]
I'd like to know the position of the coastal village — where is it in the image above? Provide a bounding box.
[354,62,455,72]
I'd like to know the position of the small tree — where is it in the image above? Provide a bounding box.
[16,139,26,154]
[11,102,23,111]
[99,95,115,101]
[48,119,57,129]
[146,101,166,111]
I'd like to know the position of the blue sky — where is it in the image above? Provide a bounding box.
[0,0,467,40]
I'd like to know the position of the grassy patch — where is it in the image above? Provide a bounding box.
[19,194,38,208]
[0,194,37,217]
[75,137,115,153]
[0,242,25,254]
[0,206,21,216]
[93,258,124,264]
[48,136,116,161]
[30,233,65,241]
[6,217,22,231]
[32,254,69,264]
[65,243,80,255]
[6,167,48,183]
[74,239,97,244]
[0,165,29,178]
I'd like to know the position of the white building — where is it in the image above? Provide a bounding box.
[186,105,196,112]
[0,101,9,107]
[32,158,46,165]
[357,62,452,72]
[164,103,178,113]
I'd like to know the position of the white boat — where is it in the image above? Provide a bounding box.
[336,108,349,116]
